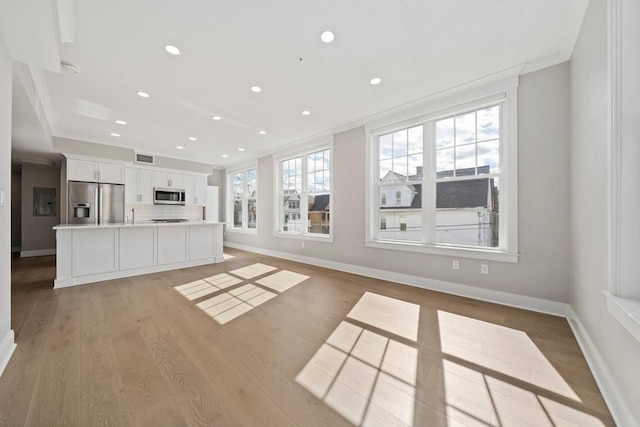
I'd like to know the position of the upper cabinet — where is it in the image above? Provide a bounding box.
[127,166,208,206]
[193,175,206,206]
[152,171,185,189]
[184,174,207,206]
[67,159,125,184]
[125,168,153,204]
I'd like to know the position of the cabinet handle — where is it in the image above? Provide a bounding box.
[168,179,172,187]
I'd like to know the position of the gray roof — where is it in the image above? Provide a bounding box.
[309,194,330,211]
[436,179,490,209]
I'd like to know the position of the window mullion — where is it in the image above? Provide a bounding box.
[423,121,435,245]
[301,160,309,235]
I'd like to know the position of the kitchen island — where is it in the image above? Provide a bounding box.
[53,221,224,288]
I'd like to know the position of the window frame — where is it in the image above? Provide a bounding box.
[364,77,519,263]
[274,138,334,242]
[606,0,639,341]
[226,164,258,234]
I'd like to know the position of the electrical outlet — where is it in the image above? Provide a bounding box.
[481,264,489,274]
[452,260,460,270]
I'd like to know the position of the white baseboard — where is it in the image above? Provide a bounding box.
[566,307,639,427]
[20,249,56,258]
[0,330,16,378]
[225,241,638,426]
[224,242,569,317]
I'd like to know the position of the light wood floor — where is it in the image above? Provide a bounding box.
[0,249,614,426]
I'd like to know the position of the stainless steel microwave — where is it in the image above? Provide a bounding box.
[153,187,186,205]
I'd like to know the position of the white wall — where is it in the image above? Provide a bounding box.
[20,163,60,255]
[0,35,16,376]
[570,0,640,422]
[225,62,572,303]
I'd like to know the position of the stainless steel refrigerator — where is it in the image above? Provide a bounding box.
[68,181,125,224]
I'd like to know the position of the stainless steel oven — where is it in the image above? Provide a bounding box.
[153,187,186,205]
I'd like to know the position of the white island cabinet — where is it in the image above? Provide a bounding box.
[53,221,224,288]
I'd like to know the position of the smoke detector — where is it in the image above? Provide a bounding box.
[61,61,80,74]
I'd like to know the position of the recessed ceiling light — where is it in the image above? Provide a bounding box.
[137,91,150,98]
[238,148,245,151]
[211,115,221,120]
[302,110,311,116]
[188,137,197,141]
[110,133,120,137]
[320,31,335,43]
[115,120,127,125]
[222,154,229,158]
[250,86,262,93]
[370,77,382,85]
[164,44,180,55]
[176,145,185,150]
[259,130,266,135]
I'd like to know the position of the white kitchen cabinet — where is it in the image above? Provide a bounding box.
[98,162,125,184]
[189,224,215,260]
[72,228,118,276]
[67,158,124,184]
[158,225,188,264]
[183,174,207,206]
[125,167,153,204]
[153,171,185,189]
[120,227,156,270]
[54,222,224,288]
[67,159,98,182]
[152,171,170,188]
[193,175,206,206]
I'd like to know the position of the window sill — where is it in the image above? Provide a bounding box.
[604,291,640,342]
[274,232,333,243]
[225,227,258,235]
[364,240,519,263]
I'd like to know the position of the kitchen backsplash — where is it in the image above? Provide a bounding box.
[124,204,203,222]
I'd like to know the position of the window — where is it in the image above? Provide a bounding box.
[606,0,639,341]
[434,105,500,248]
[366,79,518,262]
[277,145,332,239]
[227,167,257,231]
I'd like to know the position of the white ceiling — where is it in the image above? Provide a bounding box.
[10,0,588,168]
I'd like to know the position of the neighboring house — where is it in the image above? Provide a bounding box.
[379,166,498,247]
[308,194,330,234]
[283,192,330,234]
[283,192,301,232]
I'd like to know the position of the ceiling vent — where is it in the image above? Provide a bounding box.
[135,153,154,165]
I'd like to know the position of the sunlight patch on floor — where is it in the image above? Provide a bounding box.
[256,270,309,292]
[297,294,420,426]
[437,310,579,400]
[174,264,310,325]
[174,273,242,300]
[438,311,605,427]
[223,253,235,260]
[201,273,242,289]
[196,284,277,325]
[347,292,420,342]
[229,263,277,279]
[174,280,219,301]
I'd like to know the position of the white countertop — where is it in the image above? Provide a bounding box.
[54,220,224,230]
